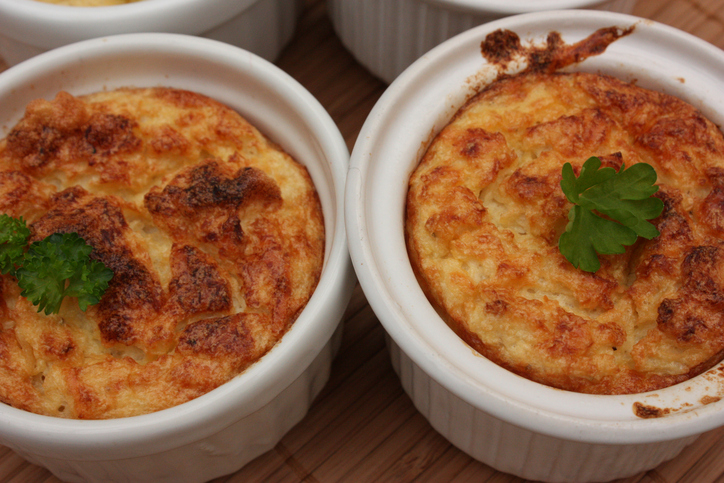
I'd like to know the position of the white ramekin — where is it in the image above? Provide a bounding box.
[0,33,355,483]
[0,0,301,67]
[346,10,724,483]
[327,0,637,84]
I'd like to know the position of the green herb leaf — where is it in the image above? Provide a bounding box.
[15,232,113,315]
[558,157,664,272]
[0,214,31,276]
[65,257,114,312]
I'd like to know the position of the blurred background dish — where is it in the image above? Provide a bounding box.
[346,9,724,483]
[34,0,140,5]
[0,32,354,483]
[0,0,301,66]
[327,0,637,84]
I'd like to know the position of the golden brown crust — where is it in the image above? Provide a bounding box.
[0,87,324,418]
[406,71,724,394]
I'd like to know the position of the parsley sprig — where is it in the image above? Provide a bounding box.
[558,156,664,272]
[0,215,113,315]
[0,214,30,276]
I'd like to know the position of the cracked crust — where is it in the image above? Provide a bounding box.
[0,87,324,418]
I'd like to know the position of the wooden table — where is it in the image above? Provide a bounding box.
[2,0,724,481]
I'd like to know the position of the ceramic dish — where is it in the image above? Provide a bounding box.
[0,32,354,483]
[327,0,637,83]
[0,0,301,66]
[346,10,724,483]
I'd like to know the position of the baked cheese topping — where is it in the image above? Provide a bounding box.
[0,88,324,418]
[406,71,724,395]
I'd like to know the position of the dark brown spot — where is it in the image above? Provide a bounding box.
[178,314,256,358]
[480,29,522,65]
[633,402,669,419]
[480,26,635,75]
[84,113,140,161]
[169,244,232,316]
[683,246,724,304]
[485,299,508,316]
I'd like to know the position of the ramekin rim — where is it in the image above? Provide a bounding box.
[0,0,259,48]
[0,32,353,455]
[421,0,629,15]
[346,9,724,445]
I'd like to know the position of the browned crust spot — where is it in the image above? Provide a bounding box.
[633,402,672,419]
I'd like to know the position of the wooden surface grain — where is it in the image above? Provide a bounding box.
[2,0,724,481]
